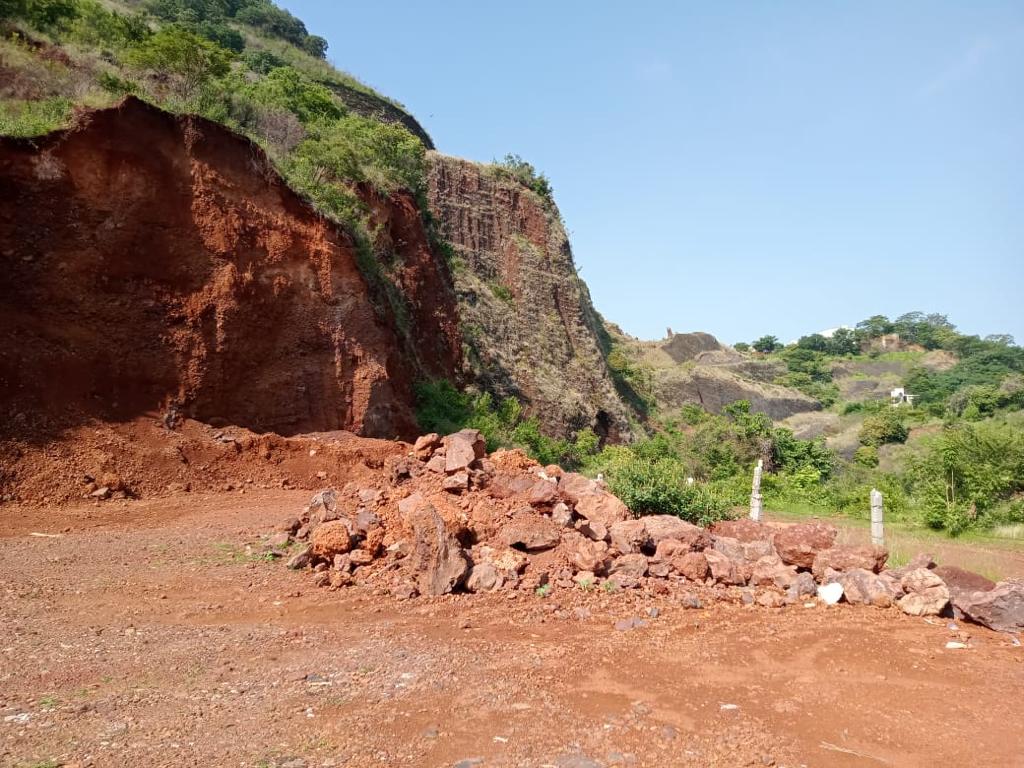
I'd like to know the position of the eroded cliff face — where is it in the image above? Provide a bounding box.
[0,98,449,440]
[427,153,634,441]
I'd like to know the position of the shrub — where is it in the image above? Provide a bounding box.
[853,445,879,468]
[0,96,73,136]
[858,409,908,447]
[752,335,781,353]
[245,66,342,124]
[492,153,553,202]
[605,457,733,526]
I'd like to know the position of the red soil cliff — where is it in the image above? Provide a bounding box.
[0,98,458,442]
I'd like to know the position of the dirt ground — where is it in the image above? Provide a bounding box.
[2,491,1023,768]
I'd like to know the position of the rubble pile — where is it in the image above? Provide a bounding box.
[271,429,1024,634]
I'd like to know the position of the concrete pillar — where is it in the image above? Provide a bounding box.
[749,459,763,522]
[870,488,884,547]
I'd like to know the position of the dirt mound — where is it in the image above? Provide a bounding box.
[0,414,406,505]
[0,98,460,445]
[662,331,724,363]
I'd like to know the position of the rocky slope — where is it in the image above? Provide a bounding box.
[0,98,460,442]
[427,153,634,442]
[614,330,820,421]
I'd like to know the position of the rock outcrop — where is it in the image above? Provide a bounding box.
[426,153,633,442]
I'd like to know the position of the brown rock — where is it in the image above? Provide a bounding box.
[756,590,786,608]
[772,522,838,569]
[562,533,612,574]
[711,518,773,543]
[609,519,651,554]
[957,579,1024,633]
[643,516,712,551]
[465,562,502,592]
[528,479,559,506]
[443,429,485,473]
[398,492,426,520]
[425,454,447,474]
[898,568,950,616]
[608,553,648,588]
[557,472,602,504]
[836,568,895,607]
[498,515,561,552]
[309,521,352,560]
[705,549,745,585]
[933,565,996,617]
[551,502,574,527]
[574,491,630,531]
[750,555,798,590]
[442,471,470,493]
[812,545,889,581]
[348,549,374,566]
[577,518,609,542]
[408,504,469,596]
[413,433,441,457]
[286,546,311,570]
[487,472,536,500]
[672,551,709,581]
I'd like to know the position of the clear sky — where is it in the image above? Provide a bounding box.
[282,1,1023,345]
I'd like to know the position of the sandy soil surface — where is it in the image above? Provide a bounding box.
[2,491,1022,768]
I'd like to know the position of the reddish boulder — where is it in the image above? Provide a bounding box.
[574,491,630,529]
[562,532,613,574]
[772,522,837,569]
[413,433,441,457]
[672,551,709,581]
[705,549,745,585]
[933,564,996,607]
[498,515,561,552]
[558,472,602,504]
[711,518,773,543]
[551,502,574,527]
[408,504,469,596]
[643,516,712,551]
[442,471,469,492]
[486,472,536,500]
[528,479,559,506]
[957,579,1024,633]
[608,553,649,588]
[811,545,888,581]
[309,520,352,560]
[609,519,651,554]
[749,555,798,590]
[444,429,486,473]
[834,568,896,607]
[898,568,950,616]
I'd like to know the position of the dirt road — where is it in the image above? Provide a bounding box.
[2,491,1022,768]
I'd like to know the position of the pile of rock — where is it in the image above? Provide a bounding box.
[270,429,1024,634]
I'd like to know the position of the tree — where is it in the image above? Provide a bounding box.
[733,342,750,352]
[796,333,830,353]
[855,314,894,341]
[985,334,1015,347]
[245,66,342,124]
[128,24,233,94]
[828,327,860,356]
[752,335,781,354]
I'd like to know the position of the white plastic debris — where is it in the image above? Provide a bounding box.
[945,642,968,650]
[720,703,739,711]
[817,582,844,605]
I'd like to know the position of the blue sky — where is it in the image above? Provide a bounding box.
[283,1,1023,345]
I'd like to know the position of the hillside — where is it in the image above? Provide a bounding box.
[0,0,637,460]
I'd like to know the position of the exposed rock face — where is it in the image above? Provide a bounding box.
[324,81,434,149]
[661,332,724,363]
[0,98,455,441]
[655,365,820,421]
[426,153,633,441]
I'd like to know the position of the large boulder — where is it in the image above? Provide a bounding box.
[557,473,602,504]
[608,553,649,588]
[933,565,996,618]
[749,555,798,590]
[897,568,950,616]
[527,479,559,506]
[672,551,709,581]
[772,522,837,569]
[643,516,712,551]
[811,546,888,581]
[957,579,1024,633]
[609,519,651,554]
[497,514,561,552]
[705,549,746,585]
[444,429,486,473]
[408,504,470,596]
[487,472,536,500]
[309,520,352,560]
[833,568,896,608]
[562,533,613,575]
[711,518,772,543]
[574,492,630,534]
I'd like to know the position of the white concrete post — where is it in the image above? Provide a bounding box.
[870,488,884,547]
[749,459,763,522]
